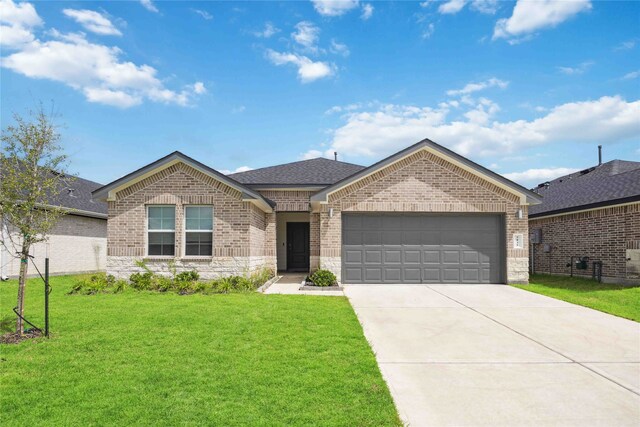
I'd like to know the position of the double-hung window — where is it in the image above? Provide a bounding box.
[147,206,176,256]
[185,206,213,256]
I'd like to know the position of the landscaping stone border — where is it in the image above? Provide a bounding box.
[257,275,280,293]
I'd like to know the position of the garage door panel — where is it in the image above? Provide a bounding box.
[404,250,421,264]
[384,268,402,282]
[362,231,381,245]
[443,269,461,282]
[365,268,382,282]
[365,250,382,264]
[344,249,363,263]
[342,214,503,284]
[384,249,402,264]
[403,268,421,282]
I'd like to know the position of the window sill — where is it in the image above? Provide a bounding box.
[180,256,213,262]
[143,256,176,261]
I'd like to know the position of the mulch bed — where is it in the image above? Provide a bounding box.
[1,329,43,344]
[300,278,343,291]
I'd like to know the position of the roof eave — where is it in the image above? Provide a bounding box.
[529,195,640,219]
[92,152,274,213]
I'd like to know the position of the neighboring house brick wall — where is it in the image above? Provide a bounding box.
[319,150,530,283]
[2,214,107,277]
[529,202,640,284]
[106,163,269,279]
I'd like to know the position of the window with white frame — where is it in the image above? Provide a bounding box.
[185,206,213,256]
[147,206,176,256]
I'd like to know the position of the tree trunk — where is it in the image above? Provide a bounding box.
[15,244,30,335]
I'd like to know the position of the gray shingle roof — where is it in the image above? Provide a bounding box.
[54,175,108,217]
[229,157,366,186]
[529,160,640,217]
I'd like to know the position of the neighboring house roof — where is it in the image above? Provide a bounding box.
[53,175,108,218]
[229,157,366,187]
[529,160,640,218]
[0,159,108,219]
[91,151,275,213]
[310,139,543,205]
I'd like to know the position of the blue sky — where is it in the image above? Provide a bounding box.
[1,0,639,187]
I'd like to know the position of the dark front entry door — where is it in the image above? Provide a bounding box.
[287,222,310,272]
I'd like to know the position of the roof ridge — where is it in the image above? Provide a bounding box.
[229,156,365,176]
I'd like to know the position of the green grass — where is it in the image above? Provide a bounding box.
[0,275,400,426]
[513,274,640,322]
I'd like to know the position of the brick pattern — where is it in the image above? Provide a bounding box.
[3,215,107,277]
[319,149,529,283]
[106,163,270,277]
[258,190,312,212]
[530,203,640,281]
[310,212,320,269]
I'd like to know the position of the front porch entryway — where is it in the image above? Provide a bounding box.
[276,212,310,272]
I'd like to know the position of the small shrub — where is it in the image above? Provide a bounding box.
[153,276,174,292]
[249,267,274,288]
[214,277,235,294]
[309,269,337,287]
[129,271,153,290]
[69,273,122,295]
[113,279,128,293]
[176,270,199,283]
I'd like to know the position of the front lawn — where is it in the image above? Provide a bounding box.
[513,274,640,322]
[0,275,400,426]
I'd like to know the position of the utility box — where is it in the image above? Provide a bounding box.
[531,228,542,244]
[543,244,552,253]
[575,257,589,270]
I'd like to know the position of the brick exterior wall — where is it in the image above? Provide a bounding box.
[318,149,530,283]
[529,203,640,284]
[106,163,271,279]
[2,214,107,277]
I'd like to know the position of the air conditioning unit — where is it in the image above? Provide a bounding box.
[531,228,542,244]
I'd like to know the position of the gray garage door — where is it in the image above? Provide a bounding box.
[342,213,504,284]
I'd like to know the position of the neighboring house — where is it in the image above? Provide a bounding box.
[92,139,540,284]
[0,175,107,279]
[529,159,640,285]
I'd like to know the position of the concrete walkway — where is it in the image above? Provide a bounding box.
[345,284,640,427]
[263,273,344,296]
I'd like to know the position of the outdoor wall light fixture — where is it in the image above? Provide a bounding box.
[329,208,334,217]
[516,208,523,219]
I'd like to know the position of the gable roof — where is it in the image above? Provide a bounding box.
[529,160,640,218]
[229,157,366,187]
[310,139,543,205]
[91,151,275,212]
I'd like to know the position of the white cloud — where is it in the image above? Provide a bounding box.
[361,3,374,20]
[557,61,593,75]
[266,49,334,83]
[311,0,360,17]
[191,9,213,20]
[63,9,121,36]
[0,0,42,49]
[469,0,499,14]
[1,26,205,108]
[220,165,253,174]
[503,167,579,186]
[253,22,279,38]
[493,0,591,42]
[139,0,159,13]
[325,102,365,115]
[622,70,640,80]
[307,96,640,161]
[231,105,246,114]
[422,23,435,39]
[614,40,636,51]
[446,77,508,96]
[330,39,350,57]
[191,82,207,94]
[292,21,320,51]
[439,0,467,14]
[301,149,324,160]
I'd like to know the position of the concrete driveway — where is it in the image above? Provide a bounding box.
[345,284,640,427]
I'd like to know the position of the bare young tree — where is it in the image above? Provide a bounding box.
[0,107,73,335]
